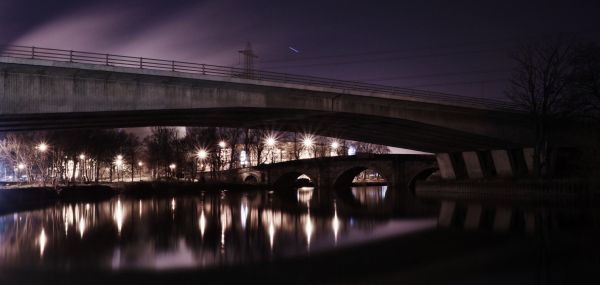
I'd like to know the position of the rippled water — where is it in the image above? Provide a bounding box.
[0,186,435,270]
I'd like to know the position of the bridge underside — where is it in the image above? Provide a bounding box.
[0,57,543,153]
[0,108,518,153]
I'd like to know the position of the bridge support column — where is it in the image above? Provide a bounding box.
[464,204,483,230]
[462,151,484,179]
[523,148,535,174]
[438,200,456,227]
[491,150,514,177]
[493,207,513,232]
[436,153,455,179]
[436,153,467,180]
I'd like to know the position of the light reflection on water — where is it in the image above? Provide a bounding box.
[0,187,435,270]
[352,186,388,207]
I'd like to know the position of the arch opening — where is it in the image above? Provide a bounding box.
[334,167,390,208]
[273,172,316,206]
[244,175,258,184]
[273,172,315,190]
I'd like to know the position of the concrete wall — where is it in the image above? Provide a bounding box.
[0,57,538,153]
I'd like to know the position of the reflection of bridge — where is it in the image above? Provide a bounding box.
[0,46,544,153]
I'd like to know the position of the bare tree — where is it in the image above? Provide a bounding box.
[223,128,243,169]
[354,142,390,154]
[572,42,600,119]
[505,37,582,177]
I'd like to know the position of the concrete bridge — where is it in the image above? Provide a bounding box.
[0,46,551,153]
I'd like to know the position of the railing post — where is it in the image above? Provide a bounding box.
[202,64,205,75]
[172,60,175,72]
[140,57,143,68]
[106,54,109,66]
[69,50,73,62]
[31,46,35,59]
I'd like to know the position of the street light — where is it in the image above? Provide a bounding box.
[137,161,143,181]
[115,155,123,182]
[264,136,278,164]
[169,163,176,179]
[36,143,49,185]
[37,143,48,153]
[197,149,208,160]
[265,136,277,147]
[218,141,227,148]
[79,154,86,182]
[197,149,208,174]
[331,141,339,149]
[302,136,314,148]
[17,163,25,170]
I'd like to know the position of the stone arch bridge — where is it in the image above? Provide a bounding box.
[204,153,435,191]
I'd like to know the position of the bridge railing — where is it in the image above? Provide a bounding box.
[0,45,521,111]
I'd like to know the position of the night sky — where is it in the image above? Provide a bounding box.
[1,0,599,99]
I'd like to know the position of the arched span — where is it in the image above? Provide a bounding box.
[244,174,258,184]
[333,166,390,189]
[273,172,315,190]
[408,167,439,196]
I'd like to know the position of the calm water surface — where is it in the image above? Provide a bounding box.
[0,186,435,270]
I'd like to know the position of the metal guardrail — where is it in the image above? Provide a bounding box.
[0,45,521,111]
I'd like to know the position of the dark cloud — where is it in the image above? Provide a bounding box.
[2,0,599,98]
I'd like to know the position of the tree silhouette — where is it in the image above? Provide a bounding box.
[505,37,583,177]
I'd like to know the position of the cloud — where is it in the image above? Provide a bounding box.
[11,1,269,66]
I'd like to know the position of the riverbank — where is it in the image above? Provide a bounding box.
[416,178,600,206]
[0,185,116,215]
[0,182,271,216]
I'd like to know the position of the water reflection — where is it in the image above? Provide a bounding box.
[114,199,124,234]
[351,186,388,207]
[37,228,47,257]
[0,189,435,270]
[332,203,340,244]
[296,187,314,205]
[199,209,206,238]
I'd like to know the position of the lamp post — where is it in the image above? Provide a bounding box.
[218,141,226,170]
[302,136,314,158]
[265,136,277,163]
[115,155,123,182]
[197,149,207,169]
[169,163,176,180]
[36,143,48,185]
[137,161,143,181]
[17,163,25,184]
[330,141,340,157]
[79,154,86,182]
